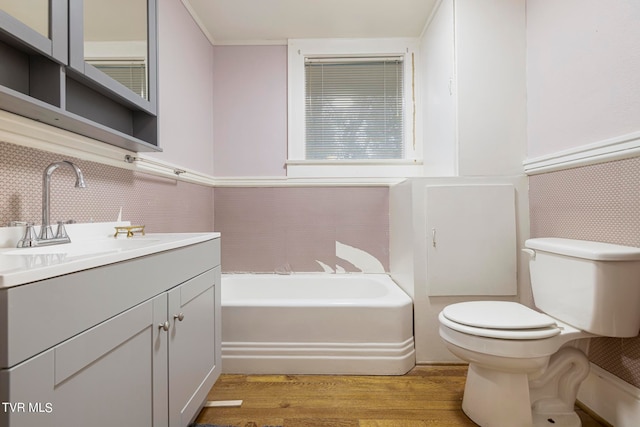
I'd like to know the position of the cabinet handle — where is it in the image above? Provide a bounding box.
[174,313,185,322]
[159,321,169,331]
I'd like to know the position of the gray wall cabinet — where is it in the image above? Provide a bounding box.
[0,238,221,427]
[0,0,159,152]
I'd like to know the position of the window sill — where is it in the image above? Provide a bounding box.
[286,159,424,178]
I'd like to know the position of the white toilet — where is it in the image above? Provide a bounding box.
[438,238,640,427]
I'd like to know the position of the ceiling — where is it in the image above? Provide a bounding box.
[182,0,437,44]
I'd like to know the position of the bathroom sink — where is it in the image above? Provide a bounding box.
[0,222,220,288]
[3,238,161,257]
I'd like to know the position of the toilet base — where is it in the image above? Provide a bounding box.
[462,363,534,427]
[461,347,590,427]
[462,365,582,427]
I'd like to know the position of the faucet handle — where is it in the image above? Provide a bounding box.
[38,224,55,240]
[17,223,38,248]
[55,221,71,242]
[8,221,28,227]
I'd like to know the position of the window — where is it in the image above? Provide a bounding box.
[305,57,404,160]
[288,39,422,178]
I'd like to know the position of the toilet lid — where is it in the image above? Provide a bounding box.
[441,301,561,340]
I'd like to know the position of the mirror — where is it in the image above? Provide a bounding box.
[82,0,149,100]
[0,0,49,38]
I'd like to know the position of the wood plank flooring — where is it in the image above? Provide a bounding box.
[194,365,608,427]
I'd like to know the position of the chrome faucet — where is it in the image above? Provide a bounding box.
[40,160,86,242]
[17,161,86,248]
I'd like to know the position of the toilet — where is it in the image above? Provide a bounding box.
[438,238,640,427]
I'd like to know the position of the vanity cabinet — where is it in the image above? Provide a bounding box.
[0,237,221,427]
[0,0,159,151]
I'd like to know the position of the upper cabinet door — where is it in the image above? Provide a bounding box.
[68,0,157,114]
[0,0,67,62]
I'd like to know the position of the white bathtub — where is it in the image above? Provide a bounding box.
[221,273,415,375]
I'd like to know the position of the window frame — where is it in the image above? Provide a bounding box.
[287,38,422,178]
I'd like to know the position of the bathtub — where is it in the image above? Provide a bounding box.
[221,273,415,375]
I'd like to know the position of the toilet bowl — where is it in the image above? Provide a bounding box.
[438,238,640,427]
[439,301,592,427]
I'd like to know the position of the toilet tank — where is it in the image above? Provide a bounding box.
[525,238,640,337]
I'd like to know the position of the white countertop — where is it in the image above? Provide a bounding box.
[0,222,220,288]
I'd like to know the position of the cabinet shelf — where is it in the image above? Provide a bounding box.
[0,82,159,152]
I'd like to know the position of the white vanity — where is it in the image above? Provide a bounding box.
[0,223,221,427]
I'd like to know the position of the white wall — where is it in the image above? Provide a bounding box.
[390,176,531,363]
[527,0,640,159]
[420,0,457,176]
[404,0,528,362]
[420,0,527,177]
[153,0,215,175]
[455,0,526,176]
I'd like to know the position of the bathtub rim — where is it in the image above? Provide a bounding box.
[221,272,413,308]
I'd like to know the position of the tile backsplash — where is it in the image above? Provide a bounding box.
[214,186,390,273]
[530,156,640,388]
[0,141,214,232]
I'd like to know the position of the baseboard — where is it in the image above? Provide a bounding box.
[577,363,640,427]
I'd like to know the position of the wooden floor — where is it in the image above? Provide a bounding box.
[194,365,608,427]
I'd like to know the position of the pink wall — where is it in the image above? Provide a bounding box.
[530,157,640,388]
[526,0,640,158]
[212,45,288,177]
[527,1,640,388]
[154,0,215,175]
[209,46,389,273]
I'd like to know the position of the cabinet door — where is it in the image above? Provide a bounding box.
[0,0,67,62]
[425,184,516,296]
[0,296,165,427]
[168,267,220,427]
[68,0,157,114]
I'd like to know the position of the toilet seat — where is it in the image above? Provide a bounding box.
[440,301,561,340]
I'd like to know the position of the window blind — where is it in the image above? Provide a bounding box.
[305,57,404,160]
[91,61,147,99]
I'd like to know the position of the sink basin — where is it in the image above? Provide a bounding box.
[4,238,161,257]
